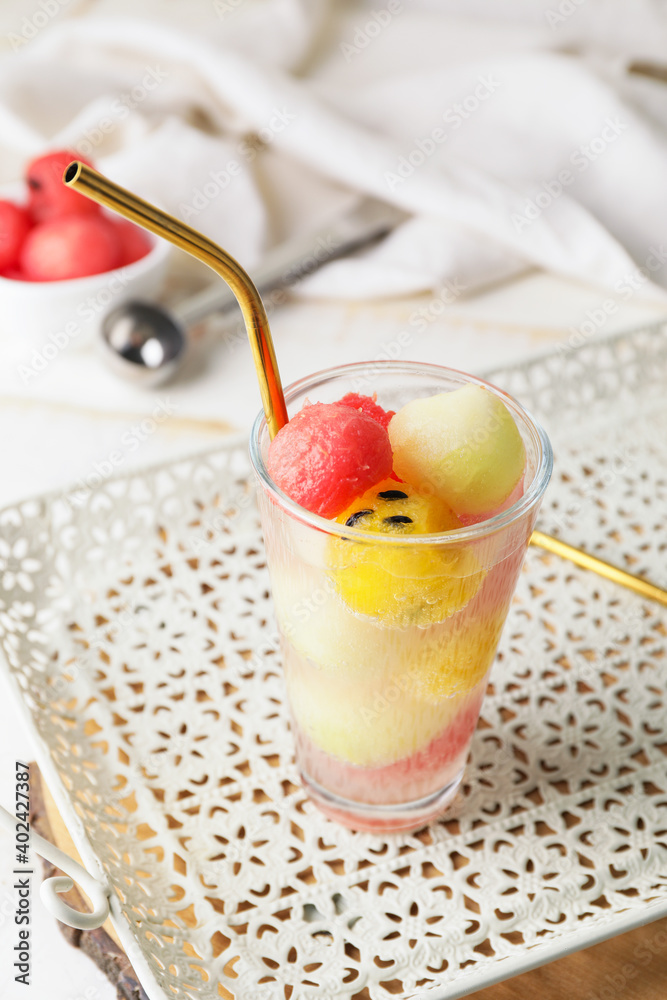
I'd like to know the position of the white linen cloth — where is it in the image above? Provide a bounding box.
[2,0,667,303]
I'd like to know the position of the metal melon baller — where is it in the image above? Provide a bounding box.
[101,198,405,386]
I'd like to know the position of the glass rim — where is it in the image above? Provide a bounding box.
[249,360,553,546]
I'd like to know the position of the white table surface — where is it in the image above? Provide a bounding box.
[0,267,665,1000]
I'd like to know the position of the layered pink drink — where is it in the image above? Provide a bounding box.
[250,362,552,832]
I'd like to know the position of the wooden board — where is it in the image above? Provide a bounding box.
[41,779,123,950]
[472,917,667,999]
[29,764,148,1000]
[30,763,667,999]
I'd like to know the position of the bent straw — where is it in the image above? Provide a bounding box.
[530,530,667,607]
[63,161,288,439]
[64,163,667,609]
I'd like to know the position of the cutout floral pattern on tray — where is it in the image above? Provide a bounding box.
[1,324,666,1000]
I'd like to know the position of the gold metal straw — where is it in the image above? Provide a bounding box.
[64,163,667,610]
[530,530,667,607]
[63,162,288,439]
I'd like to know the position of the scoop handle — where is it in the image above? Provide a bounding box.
[176,197,404,327]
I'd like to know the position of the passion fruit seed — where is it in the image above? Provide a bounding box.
[383,515,413,525]
[345,509,373,527]
[377,490,408,500]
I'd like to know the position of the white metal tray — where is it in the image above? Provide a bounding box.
[1,323,666,999]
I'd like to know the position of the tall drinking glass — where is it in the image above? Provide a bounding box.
[250,362,552,832]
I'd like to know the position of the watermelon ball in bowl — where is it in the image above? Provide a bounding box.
[0,151,170,363]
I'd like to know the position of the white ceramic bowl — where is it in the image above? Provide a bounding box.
[0,182,170,358]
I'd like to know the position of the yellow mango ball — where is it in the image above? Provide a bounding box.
[329,478,485,627]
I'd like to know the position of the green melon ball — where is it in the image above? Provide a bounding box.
[287,659,463,767]
[389,385,526,517]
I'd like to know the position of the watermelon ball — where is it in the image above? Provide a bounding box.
[338,393,403,480]
[0,266,31,280]
[267,402,393,518]
[338,392,395,430]
[0,200,31,271]
[113,219,152,265]
[20,215,121,281]
[26,150,98,223]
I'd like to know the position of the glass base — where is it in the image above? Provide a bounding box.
[300,767,464,833]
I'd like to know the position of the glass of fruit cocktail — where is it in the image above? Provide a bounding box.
[250,361,552,832]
